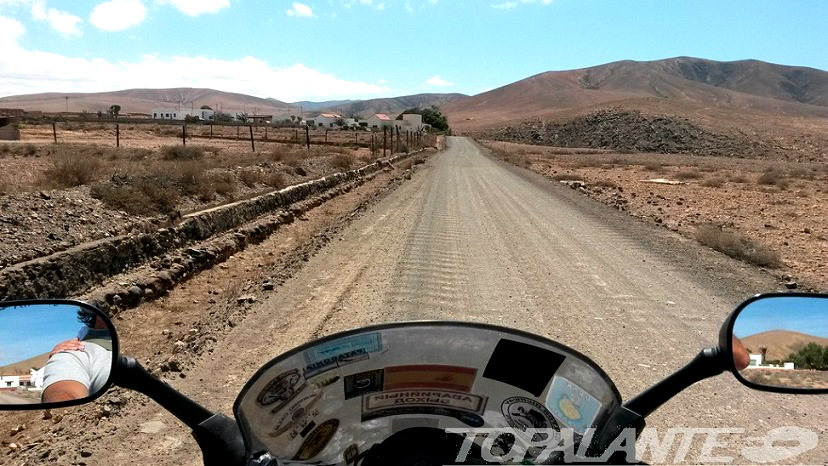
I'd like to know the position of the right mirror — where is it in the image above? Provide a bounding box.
[730,294,828,393]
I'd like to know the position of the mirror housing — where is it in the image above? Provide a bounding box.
[0,299,119,410]
[719,292,828,394]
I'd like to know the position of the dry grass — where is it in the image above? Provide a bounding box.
[41,153,104,188]
[239,170,264,188]
[701,178,725,188]
[330,153,356,170]
[756,170,789,189]
[264,172,287,189]
[674,169,704,180]
[90,177,179,215]
[550,173,582,181]
[162,145,204,161]
[695,224,781,268]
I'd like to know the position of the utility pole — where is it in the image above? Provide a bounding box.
[64,96,69,112]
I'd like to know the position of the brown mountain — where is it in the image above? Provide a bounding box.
[0,352,49,376]
[0,88,297,115]
[325,93,467,118]
[741,330,828,362]
[445,57,828,131]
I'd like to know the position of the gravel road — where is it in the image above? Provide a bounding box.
[79,137,827,465]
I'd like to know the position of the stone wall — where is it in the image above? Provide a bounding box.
[0,151,421,302]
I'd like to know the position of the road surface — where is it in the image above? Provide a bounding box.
[80,137,828,465]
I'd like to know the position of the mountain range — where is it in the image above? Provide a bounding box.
[2,57,826,130]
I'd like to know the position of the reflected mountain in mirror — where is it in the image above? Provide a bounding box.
[733,296,828,390]
[0,303,114,406]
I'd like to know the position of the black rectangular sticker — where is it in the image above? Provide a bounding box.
[483,339,565,396]
[344,369,384,400]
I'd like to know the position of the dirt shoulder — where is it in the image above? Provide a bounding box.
[481,140,828,291]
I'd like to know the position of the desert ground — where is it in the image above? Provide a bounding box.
[1,136,826,465]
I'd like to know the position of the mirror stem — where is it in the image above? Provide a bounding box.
[113,356,213,428]
[623,347,725,419]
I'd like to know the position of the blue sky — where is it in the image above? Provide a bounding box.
[734,297,828,340]
[0,0,826,102]
[0,304,82,367]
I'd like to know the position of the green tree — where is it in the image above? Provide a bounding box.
[200,105,213,110]
[397,106,449,131]
[108,104,121,117]
[335,117,346,127]
[789,343,828,370]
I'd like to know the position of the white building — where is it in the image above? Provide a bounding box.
[311,113,343,128]
[366,113,394,130]
[394,113,425,133]
[746,354,795,370]
[151,108,215,121]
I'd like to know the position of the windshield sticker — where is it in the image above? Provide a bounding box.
[344,444,359,464]
[256,368,306,414]
[344,369,384,399]
[501,396,560,442]
[292,419,339,461]
[270,390,323,438]
[311,374,340,389]
[545,375,602,435]
[484,339,565,396]
[384,364,477,392]
[363,404,485,427]
[364,389,487,413]
[302,332,382,378]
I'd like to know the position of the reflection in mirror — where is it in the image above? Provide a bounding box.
[0,304,113,406]
[733,296,828,390]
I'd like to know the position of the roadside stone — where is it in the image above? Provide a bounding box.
[262,281,275,291]
[784,281,798,290]
[80,450,93,458]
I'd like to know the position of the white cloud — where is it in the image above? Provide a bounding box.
[286,2,314,17]
[493,0,551,8]
[31,1,82,36]
[0,18,389,102]
[89,0,147,31]
[426,75,454,87]
[157,0,230,16]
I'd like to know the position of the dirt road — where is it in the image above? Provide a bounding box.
[15,137,825,465]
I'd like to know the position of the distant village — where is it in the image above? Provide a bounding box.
[148,107,428,133]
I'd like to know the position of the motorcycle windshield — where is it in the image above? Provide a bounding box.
[234,322,621,464]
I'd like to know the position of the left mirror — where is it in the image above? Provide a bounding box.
[0,300,118,409]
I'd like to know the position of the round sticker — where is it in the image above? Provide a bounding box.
[501,396,559,441]
[293,419,339,461]
[257,369,305,412]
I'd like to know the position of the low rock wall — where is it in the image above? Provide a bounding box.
[0,151,420,302]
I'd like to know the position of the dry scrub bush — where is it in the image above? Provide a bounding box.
[264,172,287,189]
[550,173,582,181]
[41,153,103,188]
[0,144,10,157]
[729,174,748,183]
[210,172,236,196]
[756,171,789,189]
[674,169,703,180]
[695,224,780,268]
[701,178,725,188]
[239,170,264,188]
[331,154,355,170]
[90,177,179,215]
[643,162,664,171]
[162,145,204,161]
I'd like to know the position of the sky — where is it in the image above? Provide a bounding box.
[0,0,826,102]
[0,304,82,367]
[733,297,828,340]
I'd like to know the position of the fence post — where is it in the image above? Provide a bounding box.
[383,127,387,157]
[237,125,240,140]
[295,129,299,144]
[305,126,310,149]
[116,124,120,148]
[325,130,328,144]
[210,124,213,139]
[265,126,268,140]
[249,125,255,152]
[182,125,186,146]
[354,131,358,145]
[52,123,57,143]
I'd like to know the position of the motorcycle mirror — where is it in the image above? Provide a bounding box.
[720,292,828,394]
[0,300,119,410]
